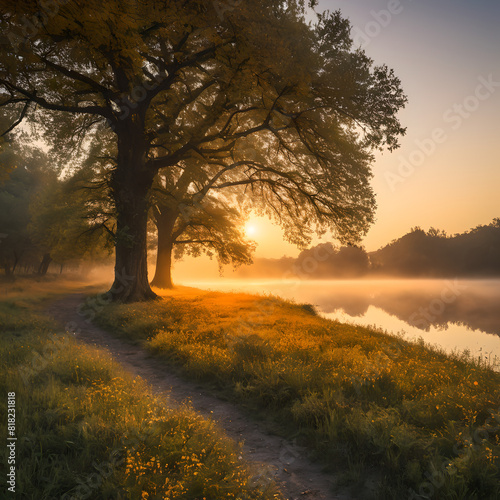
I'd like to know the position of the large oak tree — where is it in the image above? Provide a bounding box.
[0,0,406,301]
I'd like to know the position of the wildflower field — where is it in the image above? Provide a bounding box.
[0,284,282,499]
[92,286,500,499]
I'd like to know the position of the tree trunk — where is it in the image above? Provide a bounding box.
[12,252,19,274]
[108,118,157,302]
[151,208,178,289]
[38,253,52,275]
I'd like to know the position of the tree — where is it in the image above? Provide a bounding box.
[151,197,254,289]
[0,144,52,275]
[150,172,254,289]
[28,168,113,274]
[296,242,370,278]
[1,1,406,301]
[370,220,500,277]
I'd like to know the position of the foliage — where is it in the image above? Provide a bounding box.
[172,199,255,267]
[237,219,500,280]
[28,166,114,267]
[0,138,112,275]
[94,287,500,499]
[296,242,370,277]
[151,181,256,271]
[0,144,53,274]
[371,219,500,276]
[0,0,407,300]
[236,243,370,279]
[0,293,282,499]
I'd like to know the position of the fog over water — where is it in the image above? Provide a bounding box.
[182,278,500,368]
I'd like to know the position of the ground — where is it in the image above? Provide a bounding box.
[48,293,353,500]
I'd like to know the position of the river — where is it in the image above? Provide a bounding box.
[182,278,500,369]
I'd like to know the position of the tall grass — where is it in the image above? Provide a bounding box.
[0,294,282,499]
[92,286,500,499]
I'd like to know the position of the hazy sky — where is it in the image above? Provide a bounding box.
[242,0,500,259]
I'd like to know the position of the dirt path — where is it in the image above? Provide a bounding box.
[48,294,354,500]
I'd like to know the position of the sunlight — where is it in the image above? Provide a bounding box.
[245,222,258,237]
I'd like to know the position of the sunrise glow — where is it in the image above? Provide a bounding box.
[245,222,258,237]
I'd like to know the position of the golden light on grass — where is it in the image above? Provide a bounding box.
[95,285,500,498]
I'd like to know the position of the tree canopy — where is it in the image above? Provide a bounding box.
[0,0,407,301]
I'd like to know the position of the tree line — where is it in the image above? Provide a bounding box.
[370,222,500,277]
[236,220,500,279]
[0,132,253,279]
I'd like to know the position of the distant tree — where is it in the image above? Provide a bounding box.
[371,220,500,277]
[0,141,14,186]
[458,220,500,276]
[0,145,52,275]
[427,227,447,238]
[296,242,370,278]
[335,245,370,277]
[0,116,20,185]
[28,170,112,275]
[370,228,442,276]
[235,256,296,279]
[1,1,406,301]
[151,185,254,288]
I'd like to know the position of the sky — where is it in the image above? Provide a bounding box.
[235,0,500,260]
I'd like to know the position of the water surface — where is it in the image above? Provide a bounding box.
[183,278,500,368]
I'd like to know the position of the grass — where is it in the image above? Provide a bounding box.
[0,286,283,499]
[89,286,500,500]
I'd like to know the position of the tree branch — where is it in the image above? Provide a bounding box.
[0,79,111,118]
[1,99,31,136]
[38,55,116,99]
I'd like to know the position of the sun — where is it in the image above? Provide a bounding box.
[245,222,258,237]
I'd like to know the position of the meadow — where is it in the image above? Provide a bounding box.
[89,286,500,499]
[0,281,282,499]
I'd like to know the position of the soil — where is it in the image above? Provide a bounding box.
[47,293,357,500]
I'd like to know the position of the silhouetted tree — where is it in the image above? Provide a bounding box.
[151,184,255,288]
[296,242,370,278]
[370,221,500,277]
[28,169,112,274]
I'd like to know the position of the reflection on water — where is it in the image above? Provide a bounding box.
[302,279,500,336]
[184,279,500,367]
